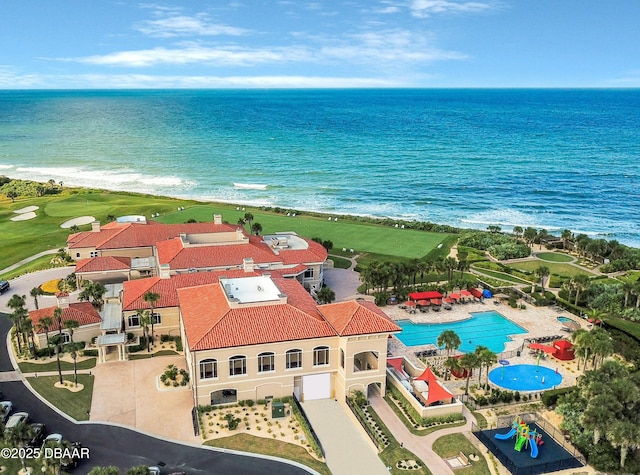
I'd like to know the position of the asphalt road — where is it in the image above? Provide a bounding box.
[0,313,315,475]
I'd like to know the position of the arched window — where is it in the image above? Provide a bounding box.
[229,355,247,376]
[313,346,330,366]
[199,359,217,379]
[286,349,303,369]
[258,352,275,373]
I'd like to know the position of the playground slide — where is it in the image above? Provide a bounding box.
[530,440,539,458]
[494,428,517,440]
[514,436,527,452]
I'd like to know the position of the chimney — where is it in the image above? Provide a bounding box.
[243,257,255,273]
[56,292,70,309]
[214,214,222,225]
[91,221,101,232]
[159,263,171,279]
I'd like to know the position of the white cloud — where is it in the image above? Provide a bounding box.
[135,14,249,37]
[410,0,494,18]
[72,45,312,67]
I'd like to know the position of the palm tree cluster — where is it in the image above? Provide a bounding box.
[78,280,107,309]
[557,360,640,471]
[570,326,614,371]
[7,294,38,358]
[360,256,476,304]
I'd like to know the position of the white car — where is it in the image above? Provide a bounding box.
[148,467,161,475]
[42,433,63,448]
[4,411,29,434]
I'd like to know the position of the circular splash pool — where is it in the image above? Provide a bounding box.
[489,364,562,391]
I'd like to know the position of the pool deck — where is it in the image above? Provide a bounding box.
[385,300,587,392]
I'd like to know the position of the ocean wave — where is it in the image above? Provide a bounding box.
[0,164,14,169]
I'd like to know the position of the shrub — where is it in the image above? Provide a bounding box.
[82,349,99,357]
[541,387,577,407]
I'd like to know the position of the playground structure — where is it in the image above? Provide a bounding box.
[495,416,544,458]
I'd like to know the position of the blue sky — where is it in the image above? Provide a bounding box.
[1,0,639,88]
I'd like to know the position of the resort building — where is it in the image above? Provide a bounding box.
[178,272,401,405]
[68,214,327,291]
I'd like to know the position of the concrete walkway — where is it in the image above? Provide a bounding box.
[369,393,476,475]
[302,399,389,475]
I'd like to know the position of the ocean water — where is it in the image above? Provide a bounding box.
[1,89,639,246]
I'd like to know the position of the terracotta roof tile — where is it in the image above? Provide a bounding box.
[75,256,131,273]
[318,300,401,336]
[30,303,102,333]
[179,278,335,351]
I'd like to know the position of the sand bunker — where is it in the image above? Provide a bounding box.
[60,216,96,229]
[10,212,37,221]
[13,205,39,214]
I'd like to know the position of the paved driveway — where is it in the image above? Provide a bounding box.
[91,355,200,444]
[0,266,77,312]
[323,267,364,301]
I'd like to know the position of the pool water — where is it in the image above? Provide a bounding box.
[557,316,575,323]
[489,364,562,391]
[396,310,527,354]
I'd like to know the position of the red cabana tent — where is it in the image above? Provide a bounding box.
[414,367,455,405]
[408,291,443,300]
[553,340,575,361]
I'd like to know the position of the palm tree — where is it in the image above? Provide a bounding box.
[620,279,636,308]
[475,346,497,386]
[315,286,335,304]
[30,286,44,309]
[21,317,38,359]
[535,265,550,293]
[143,291,160,347]
[54,306,63,336]
[138,310,151,352]
[460,352,481,395]
[5,421,33,472]
[607,420,640,469]
[49,334,65,385]
[443,357,461,381]
[243,212,254,230]
[38,316,54,357]
[251,222,263,235]
[8,294,28,352]
[537,229,549,249]
[443,257,457,281]
[513,226,523,239]
[523,227,538,248]
[437,330,461,357]
[64,319,80,386]
[561,229,573,250]
[571,274,590,305]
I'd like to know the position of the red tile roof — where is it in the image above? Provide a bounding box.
[121,270,262,311]
[67,221,241,250]
[75,256,131,273]
[179,278,335,351]
[155,238,279,270]
[30,303,102,333]
[317,300,401,336]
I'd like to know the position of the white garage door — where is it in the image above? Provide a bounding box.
[302,373,331,400]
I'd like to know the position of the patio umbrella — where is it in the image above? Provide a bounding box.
[430,299,442,305]
[460,290,472,297]
[449,293,461,300]
[443,297,454,304]
[529,343,555,353]
[404,301,416,307]
[416,300,430,306]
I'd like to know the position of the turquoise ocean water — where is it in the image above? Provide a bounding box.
[1,89,639,245]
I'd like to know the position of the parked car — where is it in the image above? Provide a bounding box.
[0,401,13,422]
[148,467,161,475]
[42,433,63,448]
[60,441,82,471]
[28,423,46,448]
[4,411,29,434]
[0,279,10,294]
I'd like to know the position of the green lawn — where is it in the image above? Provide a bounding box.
[205,433,331,475]
[1,189,453,270]
[432,433,491,475]
[27,374,94,421]
[129,350,179,360]
[506,260,594,278]
[471,267,533,285]
[19,357,97,373]
[328,255,352,269]
[535,252,574,263]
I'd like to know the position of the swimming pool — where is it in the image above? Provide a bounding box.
[557,316,576,323]
[489,364,562,391]
[396,310,527,354]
